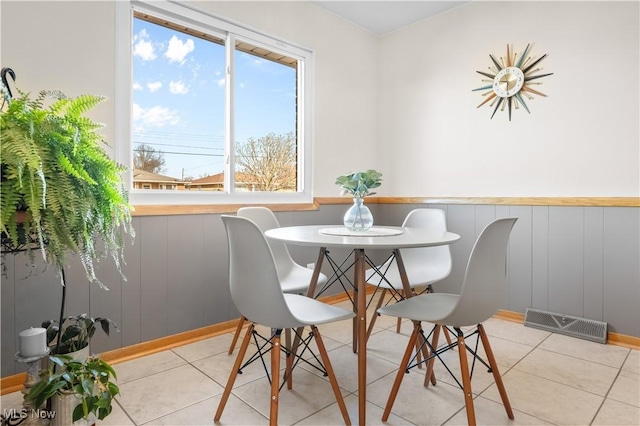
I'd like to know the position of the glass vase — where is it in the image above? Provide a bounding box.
[343,197,374,231]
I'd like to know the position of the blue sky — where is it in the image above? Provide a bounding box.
[132,18,296,180]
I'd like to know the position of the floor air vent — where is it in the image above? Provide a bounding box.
[524,308,608,344]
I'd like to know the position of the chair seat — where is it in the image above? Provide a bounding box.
[378,292,460,324]
[280,264,328,294]
[285,293,355,327]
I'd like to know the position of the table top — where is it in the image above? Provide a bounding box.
[265,225,460,249]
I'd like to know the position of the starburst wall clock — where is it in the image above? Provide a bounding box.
[473,43,553,121]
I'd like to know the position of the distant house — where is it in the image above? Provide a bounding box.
[132,169,188,190]
[189,172,257,191]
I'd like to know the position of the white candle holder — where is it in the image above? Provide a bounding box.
[13,349,52,426]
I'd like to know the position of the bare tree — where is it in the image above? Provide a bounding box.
[235,132,297,191]
[134,143,166,174]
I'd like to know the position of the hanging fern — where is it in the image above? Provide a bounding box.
[1,89,133,289]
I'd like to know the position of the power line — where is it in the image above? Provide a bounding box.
[132,148,223,157]
[133,141,224,151]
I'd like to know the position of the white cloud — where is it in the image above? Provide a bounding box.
[133,29,156,61]
[147,81,162,93]
[217,77,226,87]
[169,80,189,95]
[191,63,201,80]
[165,35,195,64]
[133,82,143,91]
[132,103,143,122]
[133,104,180,128]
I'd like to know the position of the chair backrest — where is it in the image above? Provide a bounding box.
[221,215,298,329]
[444,217,518,327]
[400,209,452,283]
[237,207,297,278]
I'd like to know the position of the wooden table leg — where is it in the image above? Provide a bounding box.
[354,249,366,426]
[306,247,326,298]
[291,248,327,357]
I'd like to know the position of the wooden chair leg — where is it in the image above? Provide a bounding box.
[215,323,254,422]
[456,329,476,426]
[415,333,423,369]
[366,289,387,341]
[382,322,420,422]
[228,316,246,355]
[424,324,441,387]
[311,325,351,426]
[395,291,405,333]
[478,324,514,420]
[270,332,282,426]
[285,328,293,390]
[443,326,453,347]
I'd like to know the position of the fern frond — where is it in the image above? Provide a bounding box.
[1,88,133,287]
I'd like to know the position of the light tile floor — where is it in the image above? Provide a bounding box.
[2,300,639,425]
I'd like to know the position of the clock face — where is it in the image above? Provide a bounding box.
[472,43,553,121]
[493,67,524,98]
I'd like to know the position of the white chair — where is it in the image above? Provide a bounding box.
[365,208,452,338]
[378,217,518,426]
[228,206,329,354]
[215,215,353,426]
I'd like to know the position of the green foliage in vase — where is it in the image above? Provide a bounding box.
[43,314,119,355]
[335,169,383,198]
[1,89,133,288]
[26,355,119,422]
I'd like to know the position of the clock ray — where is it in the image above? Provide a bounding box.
[489,54,503,71]
[476,70,496,79]
[472,84,494,92]
[515,93,531,114]
[522,54,548,74]
[515,44,531,68]
[477,92,497,108]
[521,86,547,97]
[490,97,504,119]
[524,73,554,82]
[474,43,553,120]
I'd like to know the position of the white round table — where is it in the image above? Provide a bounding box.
[266,225,460,426]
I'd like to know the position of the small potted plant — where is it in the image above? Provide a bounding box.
[25,355,119,426]
[43,314,119,359]
[335,169,383,231]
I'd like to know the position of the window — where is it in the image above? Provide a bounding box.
[116,1,313,205]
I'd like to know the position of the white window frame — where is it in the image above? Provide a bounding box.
[115,0,313,205]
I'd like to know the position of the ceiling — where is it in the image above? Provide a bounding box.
[310,1,472,36]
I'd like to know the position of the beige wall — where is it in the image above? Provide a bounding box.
[1,1,638,198]
[0,1,117,158]
[377,1,640,197]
